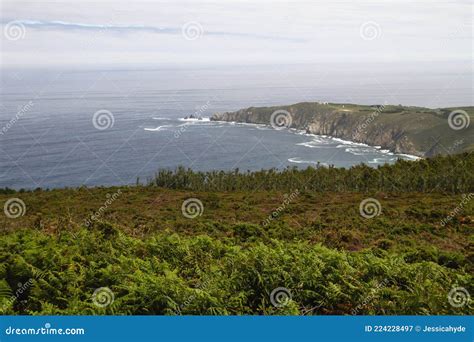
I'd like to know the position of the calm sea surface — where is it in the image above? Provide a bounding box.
[0,66,471,189]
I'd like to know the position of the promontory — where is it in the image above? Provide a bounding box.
[211,102,473,157]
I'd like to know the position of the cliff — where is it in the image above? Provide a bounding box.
[211,102,474,157]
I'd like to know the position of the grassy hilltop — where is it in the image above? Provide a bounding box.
[0,153,473,315]
[212,103,474,157]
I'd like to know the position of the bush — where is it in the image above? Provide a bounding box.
[1,228,471,315]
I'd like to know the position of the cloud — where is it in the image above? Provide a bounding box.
[0,19,306,42]
[0,0,472,68]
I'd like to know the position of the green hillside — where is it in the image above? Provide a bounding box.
[1,153,472,315]
[212,103,474,157]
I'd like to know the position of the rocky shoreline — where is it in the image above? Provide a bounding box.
[211,102,474,157]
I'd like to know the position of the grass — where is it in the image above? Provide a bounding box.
[1,152,473,315]
[1,184,472,315]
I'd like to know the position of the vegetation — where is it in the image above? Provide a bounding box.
[212,103,474,157]
[0,154,472,315]
[150,153,474,193]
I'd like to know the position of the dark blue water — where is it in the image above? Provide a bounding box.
[0,66,469,189]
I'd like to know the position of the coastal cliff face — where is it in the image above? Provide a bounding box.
[211,102,474,157]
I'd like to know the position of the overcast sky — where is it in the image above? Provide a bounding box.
[0,0,472,69]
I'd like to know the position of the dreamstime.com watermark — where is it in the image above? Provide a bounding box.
[181,198,204,219]
[174,101,211,138]
[441,22,472,47]
[440,193,473,227]
[447,139,464,154]
[92,109,115,130]
[353,102,387,141]
[5,323,85,336]
[351,278,389,315]
[1,269,47,312]
[0,101,34,136]
[3,20,27,40]
[82,21,113,49]
[270,287,292,308]
[447,287,470,308]
[174,277,212,314]
[3,198,26,218]
[84,190,122,227]
[92,287,114,308]
[182,21,204,40]
[448,110,470,130]
[270,109,292,130]
[0,280,34,311]
[262,189,300,226]
[359,198,382,219]
[359,21,382,41]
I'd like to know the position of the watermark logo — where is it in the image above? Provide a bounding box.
[359,198,381,219]
[359,21,382,41]
[84,190,122,227]
[174,277,212,314]
[440,193,473,227]
[1,269,47,312]
[448,110,470,130]
[4,198,26,218]
[441,22,472,47]
[4,322,85,335]
[92,287,114,308]
[353,102,387,140]
[262,189,299,226]
[1,100,34,136]
[4,21,26,41]
[92,110,115,130]
[270,287,292,308]
[182,21,204,40]
[181,198,204,218]
[174,100,211,138]
[351,278,389,315]
[447,287,470,308]
[270,110,292,130]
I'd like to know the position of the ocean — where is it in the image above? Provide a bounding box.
[0,65,470,189]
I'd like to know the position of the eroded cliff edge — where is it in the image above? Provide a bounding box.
[211,102,474,157]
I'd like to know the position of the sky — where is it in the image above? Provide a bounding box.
[0,0,472,69]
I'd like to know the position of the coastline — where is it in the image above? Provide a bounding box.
[212,119,422,162]
[210,103,474,158]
